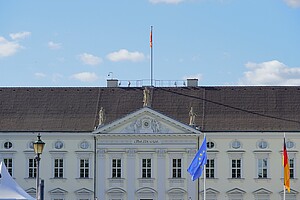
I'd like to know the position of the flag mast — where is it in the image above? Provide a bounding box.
[284,132,286,200]
[203,133,206,200]
[283,132,290,200]
[150,26,153,86]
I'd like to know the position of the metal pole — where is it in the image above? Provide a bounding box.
[35,154,41,200]
[150,26,153,86]
[40,179,44,200]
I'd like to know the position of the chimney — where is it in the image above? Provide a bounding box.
[107,79,119,87]
[187,79,198,87]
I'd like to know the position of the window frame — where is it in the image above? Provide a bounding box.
[111,158,122,178]
[79,158,90,178]
[3,158,13,176]
[53,158,64,178]
[206,159,215,178]
[172,158,182,178]
[28,158,37,178]
[231,158,242,179]
[141,158,152,178]
[257,158,268,179]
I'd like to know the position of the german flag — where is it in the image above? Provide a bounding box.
[283,137,290,192]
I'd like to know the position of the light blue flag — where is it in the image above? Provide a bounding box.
[187,136,207,181]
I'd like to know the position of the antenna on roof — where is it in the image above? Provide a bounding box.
[108,72,113,80]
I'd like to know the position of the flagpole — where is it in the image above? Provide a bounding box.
[197,135,200,200]
[203,133,206,200]
[283,132,286,200]
[150,26,153,87]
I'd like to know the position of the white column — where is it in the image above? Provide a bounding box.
[157,149,166,200]
[127,149,136,200]
[97,149,106,200]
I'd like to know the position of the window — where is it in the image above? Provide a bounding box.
[258,141,268,149]
[80,141,89,149]
[54,158,64,178]
[172,159,182,178]
[257,158,268,178]
[3,158,13,176]
[286,141,295,149]
[289,158,295,179]
[54,141,63,149]
[254,194,270,200]
[231,141,241,149]
[231,159,241,178]
[28,158,37,178]
[206,159,215,178]
[112,158,121,178]
[142,158,151,178]
[4,141,13,149]
[207,141,215,149]
[80,159,89,178]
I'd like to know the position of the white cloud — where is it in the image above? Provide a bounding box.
[48,41,62,50]
[239,60,300,86]
[34,72,46,78]
[283,0,300,8]
[149,0,185,4]
[71,72,98,82]
[9,31,31,40]
[0,36,22,57]
[107,49,145,62]
[79,53,102,66]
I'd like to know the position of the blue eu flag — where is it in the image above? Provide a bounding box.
[187,136,207,181]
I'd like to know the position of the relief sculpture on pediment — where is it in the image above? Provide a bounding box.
[122,117,172,134]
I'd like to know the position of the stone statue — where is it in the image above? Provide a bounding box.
[98,107,105,126]
[189,106,196,126]
[143,87,151,107]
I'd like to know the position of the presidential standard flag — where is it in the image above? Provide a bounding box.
[283,137,290,192]
[150,28,153,48]
[187,136,207,181]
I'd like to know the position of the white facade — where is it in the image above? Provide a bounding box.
[0,132,95,200]
[200,132,299,200]
[1,110,300,200]
[94,107,201,200]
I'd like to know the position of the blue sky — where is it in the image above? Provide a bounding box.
[0,0,300,87]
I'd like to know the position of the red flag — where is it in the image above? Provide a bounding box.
[283,137,290,192]
[150,29,152,48]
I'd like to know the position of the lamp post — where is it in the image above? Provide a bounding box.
[33,134,45,200]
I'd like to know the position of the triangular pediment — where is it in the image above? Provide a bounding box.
[93,107,201,135]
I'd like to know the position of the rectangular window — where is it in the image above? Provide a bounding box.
[54,158,64,178]
[28,158,37,178]
[231,159,241,178]
[172,159,182,178]
[3,158,13,176]
[112,158,121,178]
[80,159,89,178]
[206,159,215,178]
[257,158,268,178]
[290,158,294,179]
[142,158,151,178]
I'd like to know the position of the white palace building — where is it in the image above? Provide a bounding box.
[1,79,300,200]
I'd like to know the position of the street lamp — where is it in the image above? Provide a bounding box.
[33,133,45,200]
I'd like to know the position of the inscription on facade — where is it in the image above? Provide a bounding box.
[133,139,160,144]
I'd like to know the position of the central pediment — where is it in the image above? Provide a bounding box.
[93,107,201,135]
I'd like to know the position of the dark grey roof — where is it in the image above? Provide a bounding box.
[1,86,300,132]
